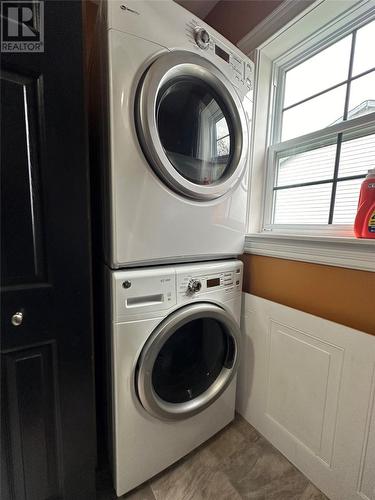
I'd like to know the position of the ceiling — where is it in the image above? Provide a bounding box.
[174,0,220,19]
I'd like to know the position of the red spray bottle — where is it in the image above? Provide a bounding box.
[354,168,375,239]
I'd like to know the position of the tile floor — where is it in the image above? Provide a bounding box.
[97,414,328,500]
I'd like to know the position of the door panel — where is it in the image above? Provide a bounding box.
[1,71,46,286]
[2,345,61,500]
[1,2,96,499]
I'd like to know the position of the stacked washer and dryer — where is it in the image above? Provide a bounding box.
[90,0,254,496]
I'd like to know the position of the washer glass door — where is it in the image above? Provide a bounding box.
[136,51,248,200]
[136,303,241,420]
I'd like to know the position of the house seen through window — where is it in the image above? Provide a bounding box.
[269,19,375,230]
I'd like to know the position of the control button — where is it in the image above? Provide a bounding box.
[122,280,131,289]
[187,279,202,294]
[194,27,210,50]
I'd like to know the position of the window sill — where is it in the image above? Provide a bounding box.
[244,233,375,272]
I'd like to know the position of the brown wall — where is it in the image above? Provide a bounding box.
[205,0,283,44]
[241,254,375,336]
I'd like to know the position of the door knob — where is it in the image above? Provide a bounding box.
[11,312,23,326]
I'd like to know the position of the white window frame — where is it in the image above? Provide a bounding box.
[264,118,375,237]
[240,0,375,271]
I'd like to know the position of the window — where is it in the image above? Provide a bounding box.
[265,17,375,235]
[215,117,230,157]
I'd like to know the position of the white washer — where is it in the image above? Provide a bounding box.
[91,0,254,268]
[108,260,243,495]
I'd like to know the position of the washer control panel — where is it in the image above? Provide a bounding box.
[112,267,177,322]
[111,261,243,321]
[194,26,210,49]
[187,278,202,294]
[178,265,242,297]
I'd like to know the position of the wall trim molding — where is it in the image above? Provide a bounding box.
[237,0,317,54]
[244,233,375,272]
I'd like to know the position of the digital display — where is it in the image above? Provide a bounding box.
[215,45,230,63]
[207,278,220,288]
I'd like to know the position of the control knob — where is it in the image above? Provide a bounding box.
[187,279,202,294]
[194,27,210,50]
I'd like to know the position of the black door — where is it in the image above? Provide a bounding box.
[1,2,96,499]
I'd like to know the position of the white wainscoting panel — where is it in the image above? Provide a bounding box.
[237,294,375,500]
[266,321,344,465]
[358,365,375,500]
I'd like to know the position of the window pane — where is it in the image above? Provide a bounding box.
[282,85,346,141]
[217,135,230,157]
[284,36,351,108]
[276,143,337,187]
[332,178,363,224]
[352,20,375,76]
[273,183,332,224]
[348,71,375,119]
[216,117,229,139]
[339,133,375,177]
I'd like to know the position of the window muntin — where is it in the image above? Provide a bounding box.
[281,34,375,141]
[268,18,375,233]
[273,183,332,225]
[275,143,337,187]
[271,132,375,226]
[283,35,352,108]
[282,85,347,141]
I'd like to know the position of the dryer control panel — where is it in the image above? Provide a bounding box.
[105,1,254,100]
[185,21,254,97]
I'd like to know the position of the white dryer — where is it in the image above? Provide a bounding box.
[108,260,243,495]
[91,0,254,268]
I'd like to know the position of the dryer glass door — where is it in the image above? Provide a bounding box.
[136,51,248,200]
[157,78,233,186]
[136,303,241,420]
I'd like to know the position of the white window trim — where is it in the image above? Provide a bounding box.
[244,233,375,271]
[239,0,375,271]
